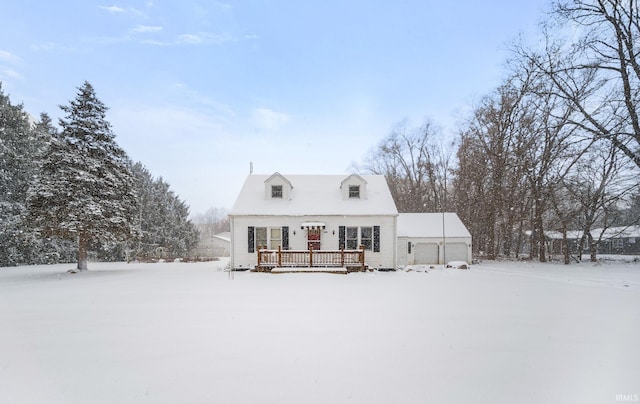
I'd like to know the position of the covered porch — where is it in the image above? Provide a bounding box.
[254,245,367,273]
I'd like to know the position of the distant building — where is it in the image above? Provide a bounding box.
[547,226,640,255]
[212,232,231,257]
[191,227,230,258]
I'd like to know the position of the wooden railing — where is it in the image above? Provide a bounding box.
[256,245,366,272]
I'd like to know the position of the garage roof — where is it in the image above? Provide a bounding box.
[397,213,471,238]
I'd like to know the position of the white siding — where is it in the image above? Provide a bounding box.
[230,215,397,270]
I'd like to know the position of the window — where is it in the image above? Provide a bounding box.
[346,227,359,249]
[361,226,373,251]
[340,225,380,251]
[255,227,267,249]
[271,185,283,198]
[348,185,360,198]
[252,227,286,250]
[270,228,282,249]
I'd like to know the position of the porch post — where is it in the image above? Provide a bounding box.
[257,247,262,270]
[277,245,282,268]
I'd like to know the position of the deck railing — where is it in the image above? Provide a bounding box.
[256,245,366,272]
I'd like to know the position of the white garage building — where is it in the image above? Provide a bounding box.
[397,213,472,266]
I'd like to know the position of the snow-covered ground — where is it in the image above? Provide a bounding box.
[1,259,638,404]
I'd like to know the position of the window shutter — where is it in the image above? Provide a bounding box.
[407,241,412,254]
[248,226,255,253]
[373,226,380,252]
[282,226,289,250]
[339,226,345,249]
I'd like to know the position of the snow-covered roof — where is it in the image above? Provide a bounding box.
[397,213,471,239]
[598,226,640,239]
[546,226,640,240]
[229,174,398,216]
[213,232,231,242]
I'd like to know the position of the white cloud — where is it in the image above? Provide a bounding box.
[99,5,125,13]
[0,49,21,64]
[178,34,203,44]
[133,25,163,33]
[99,5,147,18]
[30,42,74,53]
[0,50,22,80]
[180,32,232,45]
[0,67,22,79]
[142,32,232,46]
[250,107,290,133]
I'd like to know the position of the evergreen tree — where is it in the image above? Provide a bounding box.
[131,162,199,260]
[27,82,138,270]
[24,113,79,265]
[0,84,35,266]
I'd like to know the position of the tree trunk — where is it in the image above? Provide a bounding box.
[588,233,597,263]
[533,201,547,262]
[562,224,570,265]
[486,210,497,260]
[78,233,88,270]
[577,234,585,262]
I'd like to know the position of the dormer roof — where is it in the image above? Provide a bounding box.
[340,173,367,188]
[263,172,293,200]
[340,173,368,199]
[264,172,293,189]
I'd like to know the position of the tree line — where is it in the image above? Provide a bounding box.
[360,0,640,263]
[0,81,198,269]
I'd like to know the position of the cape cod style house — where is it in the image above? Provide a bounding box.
[229,173,399,271]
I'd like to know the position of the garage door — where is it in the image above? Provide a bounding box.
[414,243,439,264]
[443,242,468,263]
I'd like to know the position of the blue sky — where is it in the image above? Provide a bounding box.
[0,1,550,215]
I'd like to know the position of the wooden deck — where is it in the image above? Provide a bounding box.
[255,246,367,273]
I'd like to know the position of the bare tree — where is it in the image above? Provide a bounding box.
[191,207,230,237]
[563,141,638,261]
[521,0,640,169]
[360,119,448,213]
[454,77,534,260]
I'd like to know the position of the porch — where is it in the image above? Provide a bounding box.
[255,245,367,273]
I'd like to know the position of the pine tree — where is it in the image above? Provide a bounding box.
[27,82,138,270]
[0,84,35,266]
[131,162,199,260]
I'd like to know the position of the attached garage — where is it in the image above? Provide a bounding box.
[397,213,472,266]
[413,243,439,264]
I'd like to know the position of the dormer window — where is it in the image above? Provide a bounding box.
[349,185,360,198]
[341,174,367,200]
[271,185,283,198]
[264,172,292,200]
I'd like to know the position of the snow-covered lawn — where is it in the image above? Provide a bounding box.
[1,259,639,404]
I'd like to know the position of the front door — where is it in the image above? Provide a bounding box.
[307,228,321,250]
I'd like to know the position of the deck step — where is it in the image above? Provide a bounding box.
[270,267,348,274]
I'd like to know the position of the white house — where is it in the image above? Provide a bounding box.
[397,213,472,266]
[229,173,399,271]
